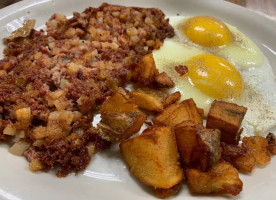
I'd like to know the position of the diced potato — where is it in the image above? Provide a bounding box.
[53,99,68,111]
[206,100,247,145]
[154,183,182,199]
[15,107,31,121]
[197,128,221,170]
[231,152,256,173]
[29,158,44,171]
[175,121,221,171]
[117,87,130,100]
[120,126,184,189]
[197,108,204,117]
[0,70,7,76]
[72,111,83,122]
[33,139,45,147]
[186,160,243,196]
[51,89,65,100]
[266,133,276,155]
[131,88,167,112]
[242,136,270,165]
[67,62,80,74]
[15,130,25,140]
[47,111,75,139]
[99,93,146,141]
[76,95,95,113]
[175,121,204,166]
[46,90,65,106]
[154,72,175,88]
[9,141,30,156]
[33,126,47,139]
[153,98,203,127]
[163,91,181,108]
[221,142,255,173]
[101,93,136,113]
[3,124,16,136]
[54,110,74,125]
[131,53,159,86]
[87,143,96,156]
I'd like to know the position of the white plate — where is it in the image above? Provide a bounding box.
[0,0,276,200]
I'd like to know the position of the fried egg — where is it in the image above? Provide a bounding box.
[153,16,276,136]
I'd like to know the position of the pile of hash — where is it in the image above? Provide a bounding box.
[1,3,276,199]
[0,3,174,177]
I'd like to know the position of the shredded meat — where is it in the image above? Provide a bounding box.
[0,3,174,176]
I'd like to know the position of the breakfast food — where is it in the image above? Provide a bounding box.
[120,126,184,189]
[153,15,276,136]
[119,14,276,198]
[0,2,276,199]
[0,3,174,177]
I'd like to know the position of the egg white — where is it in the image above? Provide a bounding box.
[169,16,264,70]
[153,15,276,136]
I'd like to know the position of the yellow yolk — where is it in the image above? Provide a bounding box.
[183,16,232,47]
[185,54,243,99]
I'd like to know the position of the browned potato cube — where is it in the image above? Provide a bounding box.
[120,126,184,189]
[221,142,255,173]
[153,98,203,127]
[266,133,276,155]
[196,128,221,171]
[206,100,247,145]
[154,72,175,88]
[175,121,221,171]
[186,160,243,196]
[46,110,74,139]
[99,93,146,142]
[29,158,44,171]
[131,53,159,86]
[15,107,32,129]
[154,183,182,199]
[175,121,204,166]
[131,88,167,112]
[231,152,256,173]
[242,136,270,165]
[163,91,181,108]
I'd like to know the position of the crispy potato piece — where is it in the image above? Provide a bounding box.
[186,160,243,196]
[99,93,146,141]
[266,133,276,155]
[163,91,181,108]
[15,107,32,129]
[175,121,221,171]
[206,100,247,145]
[154,183,182,199]
[196,129,221,170]
[242,136,270,165]
[153,98,202,127]
[46,110,74,139]
[197,108,204,117]
[221,142,255,173]
[231,152,256,173]
[154,72,175,88]
[120,126,184,189]
[117,87,131,100]
[29,158,44,171]
[131,88,167,112]
[131,53,159,86]
[175,121,203,165]
[101,93,136,113]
